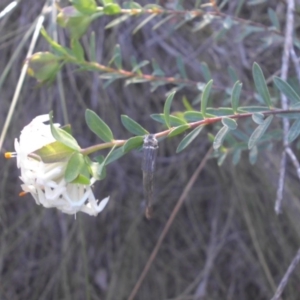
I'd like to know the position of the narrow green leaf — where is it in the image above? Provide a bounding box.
[231,81,242,113]
[131,59,149,73]
[164,91,176,128]
[213,126,229,150]
[252,62,272,108]
[232,148,241,165]
[97,145,116,176]
[105,147,125,165]
[121,115,149,136]
[49,112,80,151]
[176,56,187,79]
[200,62,212,82]
[122,1,142,9]
[105,15,130,29]
[201,80,213,118]
[109,44,122,69]
[176,126,203,153]
[273,77,300,104]
[65,152,85,183]
[182,96,194,111]
[252,112,265,124]
[133,14,157,34]
[249,145,258,165]
[248,115,273,149]
[103,3,121,15]
[206,107,233,116]
[168,124,190,138]
[123,136,144,153]
[71,38,84,61]
[268,8,280,31]
[32,141,75,163]
[40,28,69,56]
[221,117,237,130]
[228,66,238,83]
[288,118,300,143]
[85,109,114,142]
[238,106,269,113]
[218,152,227,166]
[184,111,203,122]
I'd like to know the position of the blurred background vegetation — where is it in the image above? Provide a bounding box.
[1,0,300,299]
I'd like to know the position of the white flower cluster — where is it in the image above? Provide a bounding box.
[8,115,109,216]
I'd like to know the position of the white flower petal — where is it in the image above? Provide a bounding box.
[13,114,109,216]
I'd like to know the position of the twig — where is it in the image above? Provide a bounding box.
[275,0,295,214]
[270,248,300,300]
[127,147,213,300]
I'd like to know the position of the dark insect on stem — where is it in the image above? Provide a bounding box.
[142,134,158,219]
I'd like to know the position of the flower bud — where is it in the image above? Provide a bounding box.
[57,6,92,39]
[27,52,60,82]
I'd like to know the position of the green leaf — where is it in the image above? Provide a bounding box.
[273,77,300,104]
[176,126,203,153]
[131,59,149,73]
[122,1,142,9]
[200,62,212,82]
[105,147,125,165]
[71,0,97,14]
[109,44,122,69]
[49,112,80,151]
[248,115,273,149]
[151,114,186,127]
[268,8,280,31]
[168,124,190,138]
[40,28,69,56]
[206,107,234,116]
[232,148,241,165]
[184,111,203,122]
[221,117,237,130]
[89,156,106,180]
[201,80,213,118]
[65,152,85,183]
[103,3,121,15]
[231,81,242,113]
[97,145,116,176]
[213,126,229,150]
[249,145,258,165]
[238,106,269,113]
[218,152,227,166]
[85,109,114,142]
[252,62,272,108]
[32,141,75,163]
[105,15,130,29]
[228,66,238,83]
[288,118,300,143]
[121,115,149,136]
[164,91,176,128]
[176,56,187,79]
[71,173,90,185]
[71,38,84,61]
[123,136,144,153]
[252,112,265,124]
[133,14,157,34]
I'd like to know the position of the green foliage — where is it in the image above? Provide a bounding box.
[121,115,149,136]
[49,112,81,151]
[85,109,114,142]
[176,126,203,153]
[252,63,272,108]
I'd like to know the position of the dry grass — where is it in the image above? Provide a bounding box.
[0,0,300,299]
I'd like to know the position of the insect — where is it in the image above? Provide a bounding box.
[142,134,158,219]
